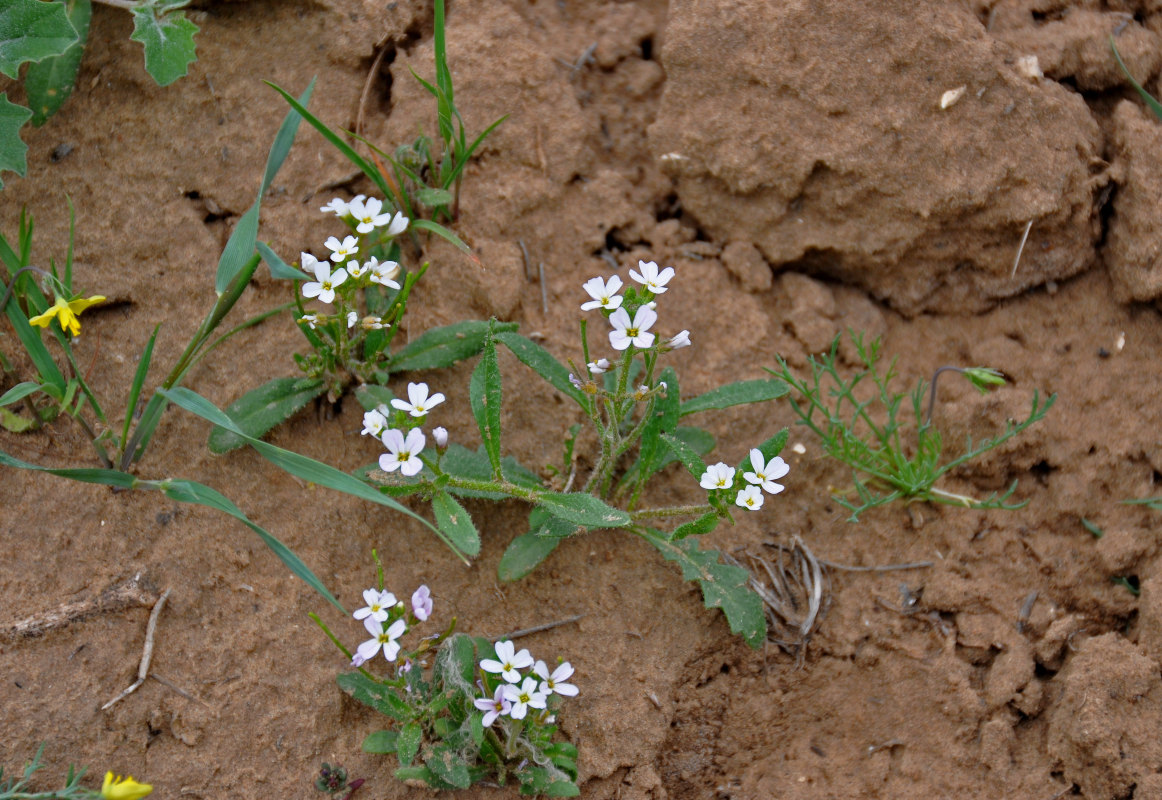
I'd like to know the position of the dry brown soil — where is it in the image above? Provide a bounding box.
[4,1,1162,798]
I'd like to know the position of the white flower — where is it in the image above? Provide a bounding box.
[356,616,407,663]
[629,260,675,294]
[474,686,511,727]
[391,382,445,417]
[480,640,534,683]
[346,259,367,279]
[384,211,409,237]
[302,260,348,305]
[298,313,320,329]
[348,196,394,234]
[608,306,657,351]
[353,588,396,622]
[735,485,764,511]
[533,660,578,697]
[667,330,691,349]
[379,428,426,477]
[433,427,448,448]
[324,235,359,263]
[362,408,389,438]
[367,257,402,290]
[347,311,358,329]
[503,677,548,720]
[699,462,736,491]
[743,449,790,495]
[588,358,610,374]
[411,585,432,621]
[320,197,349,216]
[580,275,624,311]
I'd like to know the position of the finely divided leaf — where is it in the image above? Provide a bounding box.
[25,0,90,126]
[0,0,78,78]
[208,376,326,453]
[680,378,788,417]
[130,7,198,87]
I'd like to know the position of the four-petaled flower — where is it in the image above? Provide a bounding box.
[320,197,351,217]
[367,257,402,289]
[481,640,534,683]
[391,382,445,417]
[356,616,407,663]
[346,259,367,279]
[533,660,579,697]
[348,196,394,234]
[354,588,396,622]
[629,260,675,294]
[608,306,657,351]
[588,358,610,374]
[735,485,764,511]
[383,211,410,237]
[474,685,512,727]
[101,772,152,800]
[302,258,348,304]
[503,677,548,720]
[379,428,426,476]
[362,407,388,437]
[411,585,432,621]
[699,462,736,491]
[667,330,691,349]
[743,449,789,495]
[581,275,624,311]
[324,235,359,263]
[29,294,105,338]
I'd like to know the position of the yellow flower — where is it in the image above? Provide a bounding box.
[28,294,105,337]
[101,771,152,800]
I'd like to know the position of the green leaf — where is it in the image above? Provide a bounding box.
[361,730,399,754]
[536,491,630,528]
[2,284,65,393]
[660,431,707,481]
[0,404,35,432]
[431,489,480,558]
[257,241,309,281]
[1111,36,1162,122]
[120,324,159,454]
[129,7,198,87]
[410,217,471,254]
[354,383,395,412]
[498,531,560,581]
[470,330,502,478]
[0,0,78,78]
[637,367,679,481]
[390,319,515,372]
[494,330,585,405]
[670,510,719,541]
[337,672,411,721]
[415,186,454,207]
[24,0,90,126]
[396,721,423,767]
[440,444,542,500]
[0,380,40,407]
[638,528,766,648]
[0,93,32,189]
[434,633,477,687]
[425,745,472,789]
[680,378,788,417]
[518,767,580,796]
[529,506,577,539]
[208,376,326,453]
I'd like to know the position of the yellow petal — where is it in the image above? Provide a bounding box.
[67,294,105,314]
[28,296,70,329]
[101,771,153,800]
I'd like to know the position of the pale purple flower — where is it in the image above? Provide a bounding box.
[411,585,432,621]
[608,306,657,351]
[353,588,397,623]
[743,449,790,495]
[481,640,534,683]
[568,373,583,390]
[474,685,511,727]
[629,260,675,294]
[580,275,624,311]
[379,428,426,477]
[533,660,578,697]
[503,677,547,720]
[735,485,764,511]
[391,382,445,417]
[356,617,407,663]
[699,462,736,491]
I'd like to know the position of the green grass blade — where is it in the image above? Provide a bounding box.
[0,380,41,406]
[257,241,309,280]
[409,218,471,254]
[261,77,314,195]
[3,292,65,393]
[207,376,326,454]
[442,114,507,190]
[1111,36,1162,121]
[120,324,159,454]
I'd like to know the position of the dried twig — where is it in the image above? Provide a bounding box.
[150,672,209,707]
[355,41,391,140]
[538,262,549,315]
[491,614,585,642]
[1010,219,1034,279]
[1,575,159,643]
[102,587,172,710]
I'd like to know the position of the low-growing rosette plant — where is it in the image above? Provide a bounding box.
[311,572,579,795]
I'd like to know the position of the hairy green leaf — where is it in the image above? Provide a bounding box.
[670,510,719,541]
[362,730,399,754]
[391,319,515,372]
[337,672,412,721]
[425,745,472,789]
[25,0,90,126]
[130,7,198,87]
[0,93,33,189]
[470,332,502,478]
[535,491,630,528]
[494,330,585,405]
[208,376,326,453]
[354,383,395,412]
[257,241,309,281]
[498,531,560,582]
[0,0,78,78]
[432,489,480,558]
[659,431,707,481]
[396,721,423,767]
[680,378,788,417]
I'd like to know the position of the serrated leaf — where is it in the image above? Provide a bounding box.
[470,332,502,478]
[494,330,585,405]
[498,531,560,581]
[680,378,788,417]
[130,7,198,87]
[0,93,32,189]
[391,319,515,372]
[337,672,412,721]
[0,0,78,78]
[24,0,90,126]
[536,491,630,528]
[396,721,423,766]
[208,376,326,453]
[431,489,480,558]
[425,745,472,789]
[361,730,398,754]
[638,528,766,648]
[670,510,719,541]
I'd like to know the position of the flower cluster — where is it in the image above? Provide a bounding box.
[473,640,577,727]
[700,448,789,512]
[363,381,447,477]
[351,583,433,667]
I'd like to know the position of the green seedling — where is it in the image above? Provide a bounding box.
[1,743,151,800]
